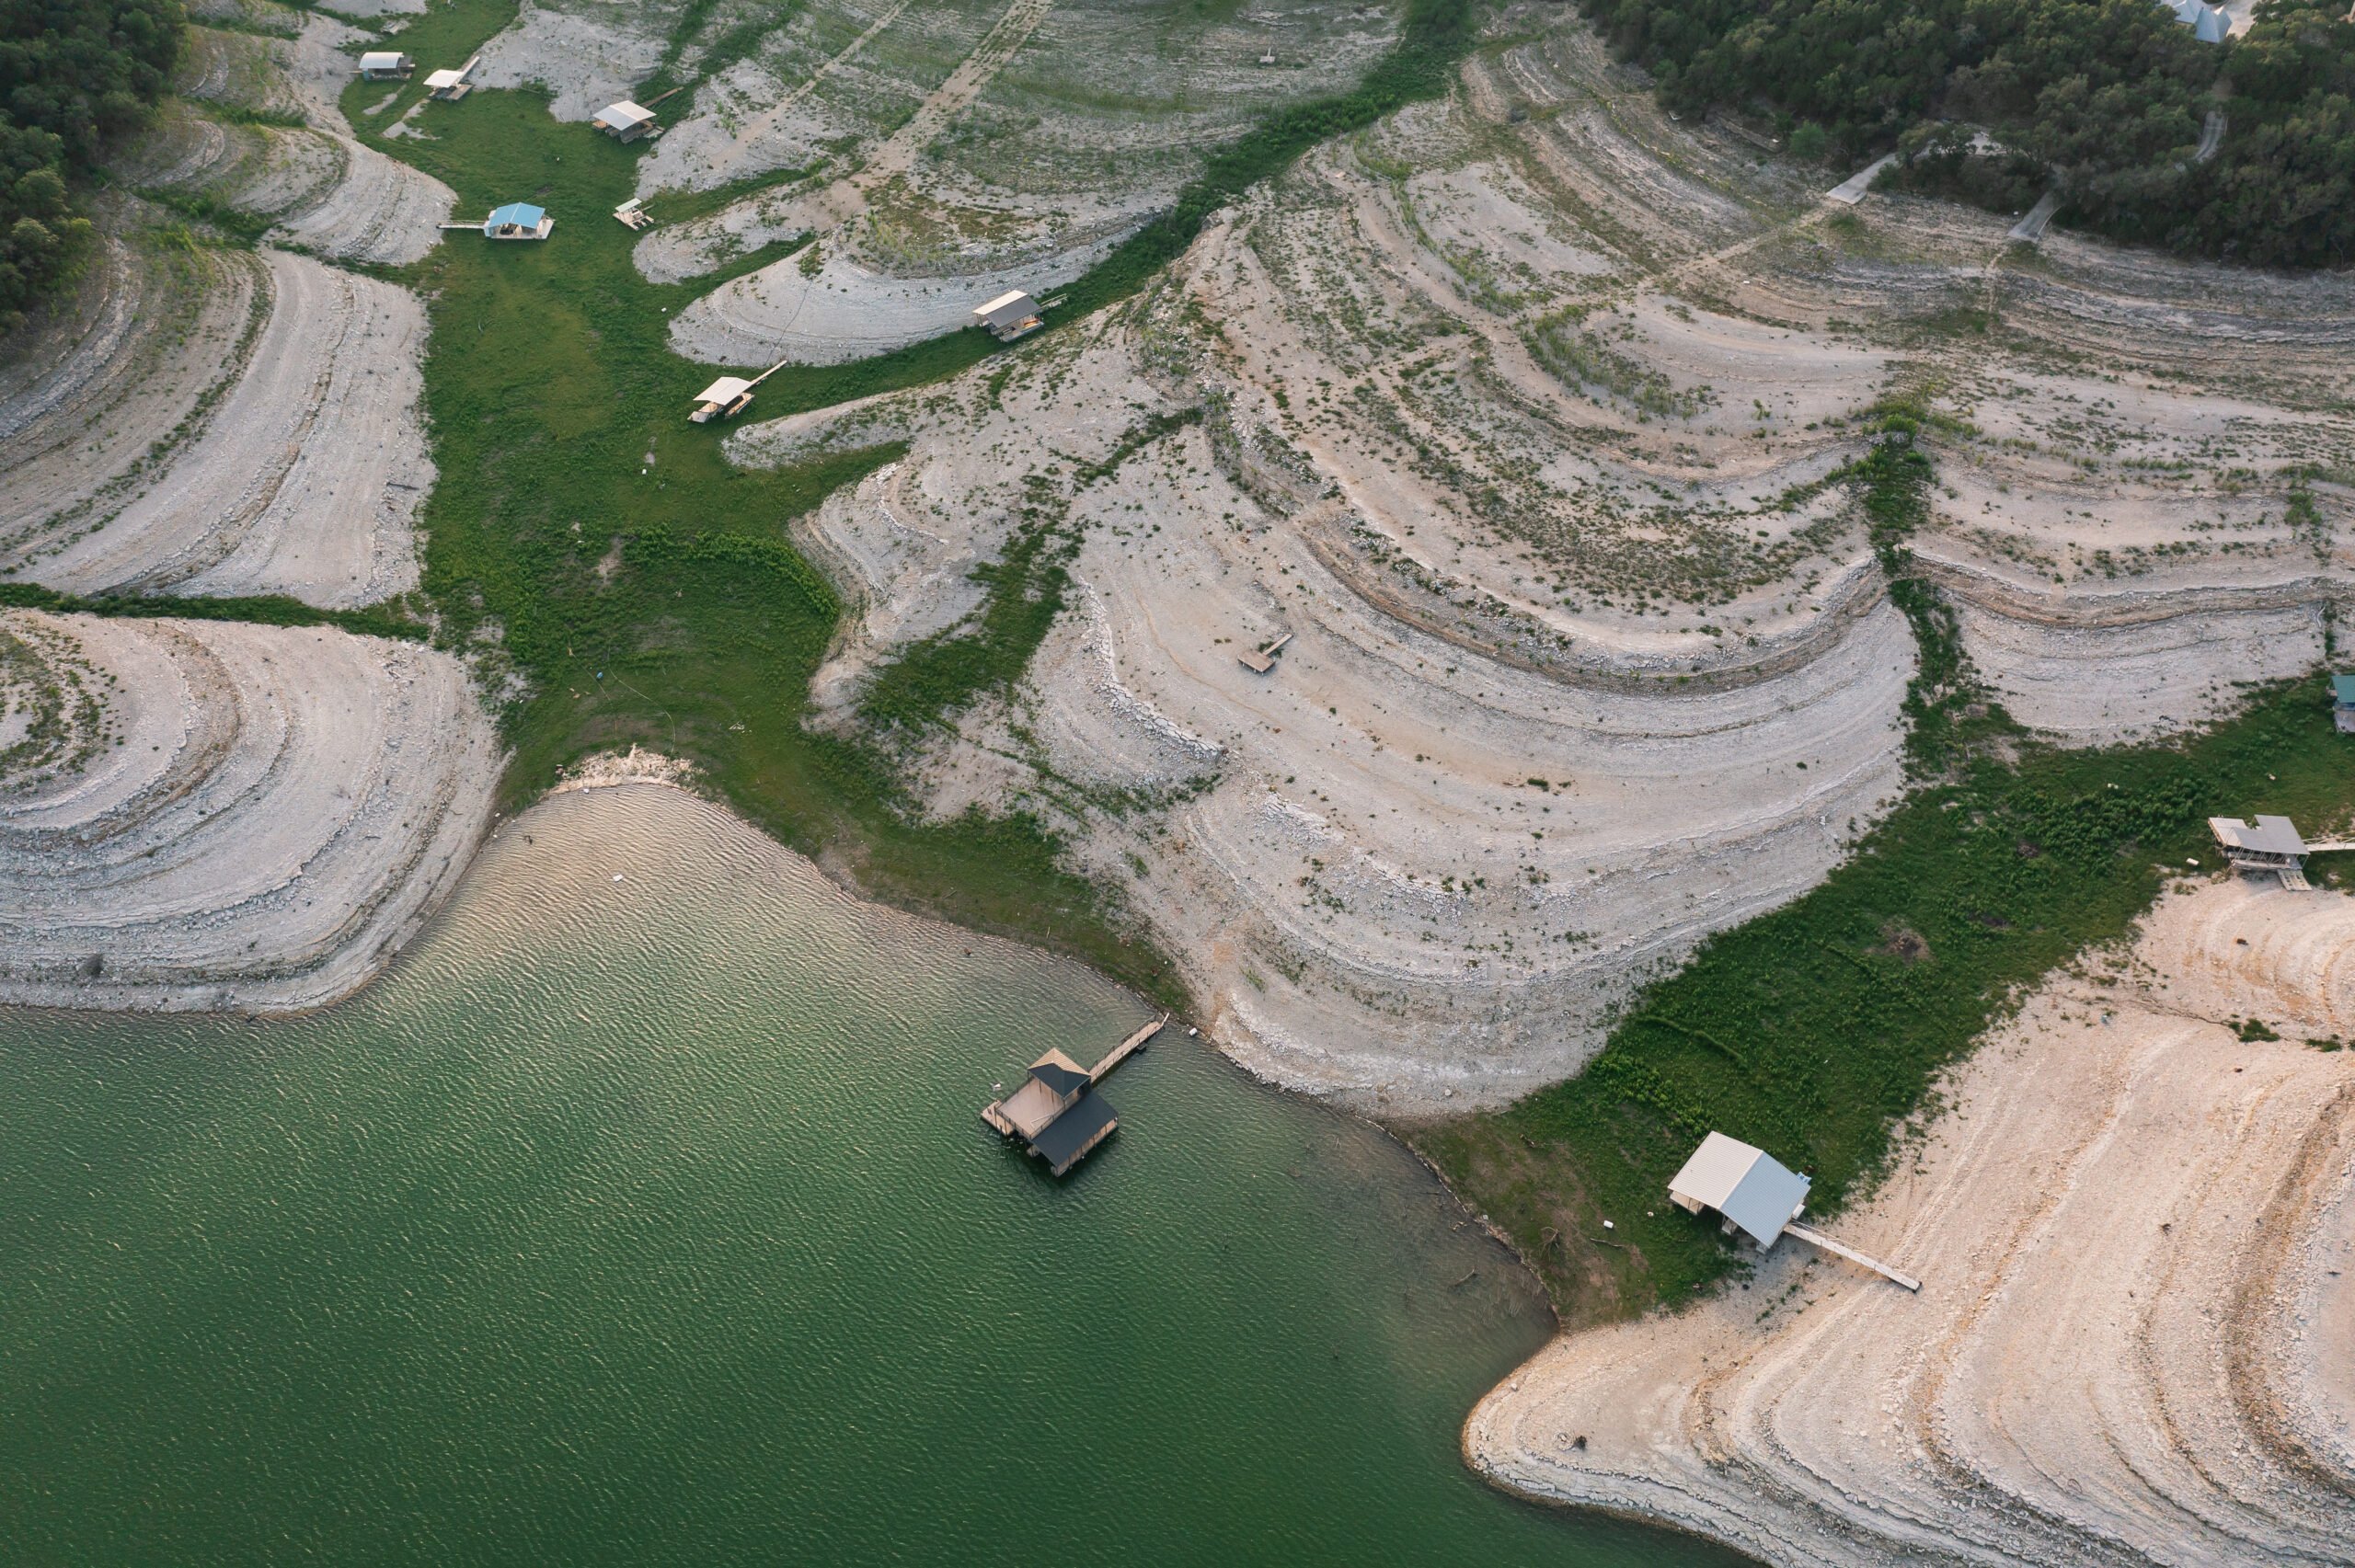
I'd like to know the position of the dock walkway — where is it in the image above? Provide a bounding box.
[1091,1016,1164,1082]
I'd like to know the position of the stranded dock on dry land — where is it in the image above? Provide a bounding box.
[982,1014,1167,1175]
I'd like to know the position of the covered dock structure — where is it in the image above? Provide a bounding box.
[483,202,552,240]
[424,56,479,99]
[2207,814,2355,890]
[691,376,757,424]
[592,100,660,143]
[982,1016,1165,1176]
[973,290,1044,343]
[1238,632,1292,674]
[687,359,791,424]
[1671,1131,1920,1290]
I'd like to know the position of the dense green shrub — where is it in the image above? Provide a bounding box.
[1580,0,2355,266]
[0,0,183,332]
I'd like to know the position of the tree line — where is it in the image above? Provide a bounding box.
[0,0,183,336]
[1578,0,2354,267]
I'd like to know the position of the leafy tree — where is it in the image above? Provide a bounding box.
[1575,0,2355,266]
[0,0,184,333]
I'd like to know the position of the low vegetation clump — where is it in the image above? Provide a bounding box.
[0,0,183,330]
[1582,0,2355,267]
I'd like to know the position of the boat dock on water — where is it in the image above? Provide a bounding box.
[982,1014,1167,1175]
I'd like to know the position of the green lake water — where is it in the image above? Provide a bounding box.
[0,784,1735,1565]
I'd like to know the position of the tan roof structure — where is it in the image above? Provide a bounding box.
[980,1016,1165,1177]
[974,290,1044,342]
[592,100,659,142]
[424,57,478,98]
[1670,1132,1811,1249]
[1237,632,1292,674]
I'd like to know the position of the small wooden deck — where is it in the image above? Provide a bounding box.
[1238,633,1292,674]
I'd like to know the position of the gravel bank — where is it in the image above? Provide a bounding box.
[0,612,499,1013]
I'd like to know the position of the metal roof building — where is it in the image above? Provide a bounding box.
[593,100,659,142]
[358,52,413,79]
[1669,1132,1811,1248]
[973,290,1044,342]
[982,1047,1120,1175]
[484,202,552,240]
[2210,814,2307,860]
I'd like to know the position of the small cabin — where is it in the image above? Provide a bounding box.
[1671,1131,1921,1289]
[2211,815,2313,889]
[973,289,1044,343]
[2332,674,2355,734]
[593,100,660,143]
[982,1048,1119,1176]
[691,376,757,424]
[1670,1131,1810,1249]
[614,197,654,231]
[424,56,478,99]
[358,52,414,80]
[484,201,552,240]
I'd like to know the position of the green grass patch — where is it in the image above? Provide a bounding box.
[0,582,431,642]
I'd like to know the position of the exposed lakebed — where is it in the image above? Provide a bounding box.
[0,782,1736,1565]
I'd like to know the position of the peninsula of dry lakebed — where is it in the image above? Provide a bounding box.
[3,0,2351,1559]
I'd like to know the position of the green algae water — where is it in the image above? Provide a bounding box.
[0,784,1733,1565]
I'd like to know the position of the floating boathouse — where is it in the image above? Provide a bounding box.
[982,1016,1166,1175]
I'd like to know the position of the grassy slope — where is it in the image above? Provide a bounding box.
[316,0,1478,1006]
[1413,431,2355,1325]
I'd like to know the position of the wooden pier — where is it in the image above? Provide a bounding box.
[1091,1016,1163,1082]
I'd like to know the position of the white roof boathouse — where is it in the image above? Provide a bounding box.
[358,52,414,80]
[691,376,757,424]
[1670,1131,1921,1290]
[424,55,479,99]
[973,290,1044,343]
[593,100,660,143]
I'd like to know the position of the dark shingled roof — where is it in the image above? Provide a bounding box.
[1029,1089,1117,1174]
[1028,1058,1092,1097]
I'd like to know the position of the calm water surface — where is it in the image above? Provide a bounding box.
[0,784,1735,1565]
